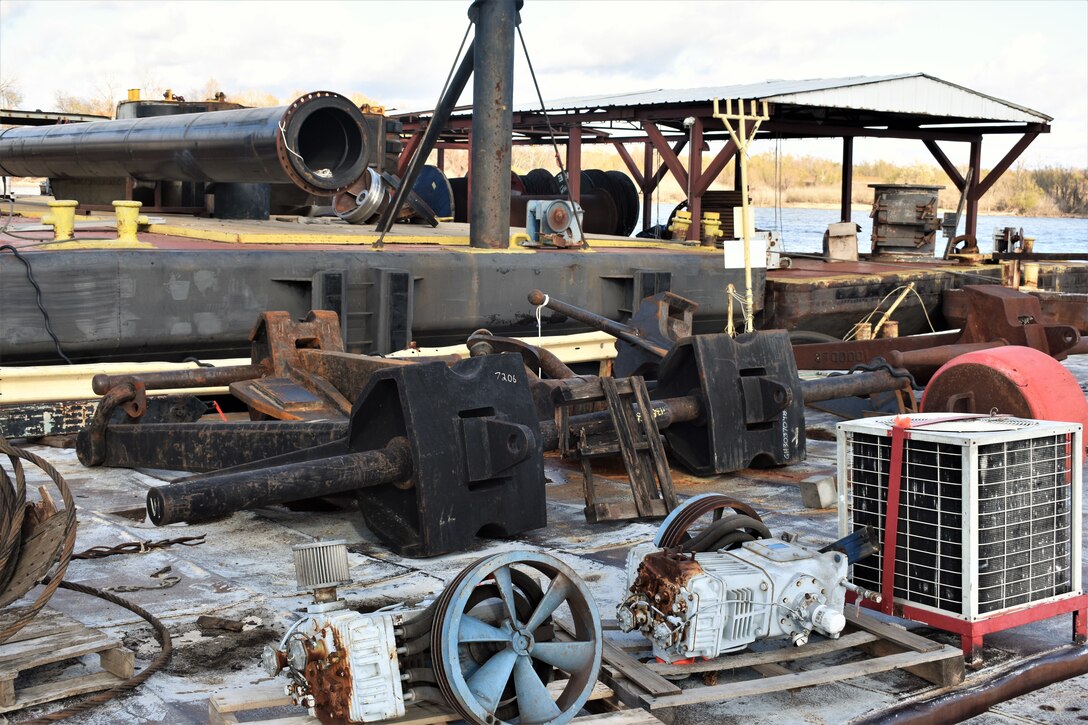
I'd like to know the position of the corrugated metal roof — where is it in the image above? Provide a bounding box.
[506,73,1051,123]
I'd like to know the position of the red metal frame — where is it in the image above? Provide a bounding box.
[865,415,1086,662]
[850,592,1088,662]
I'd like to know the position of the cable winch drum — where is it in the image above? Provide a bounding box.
[0,91,370,196]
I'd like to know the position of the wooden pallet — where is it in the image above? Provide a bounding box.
[209,677,664,725]
[560,610,965,712]
[0,607,135,714]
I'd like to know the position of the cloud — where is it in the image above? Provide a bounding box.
[1,0,1083,168]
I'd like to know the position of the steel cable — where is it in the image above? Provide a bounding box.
[0,437,77,643]
[0,436,173,721]
[20,580,174,724]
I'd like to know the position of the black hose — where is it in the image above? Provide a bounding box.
[400,601,439,639]
[705,530,756,552]
[681,515,771,553]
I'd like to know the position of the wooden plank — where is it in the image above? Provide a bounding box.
[854,638,965,687]
[0,628,117,672]
[556,622,680,697]
[210,680,293,714]
[575,710,666,724]
[0,608,85,646]
[630,379,677,511]
[646,631,878,676]
[643,648,962,710]
[586,500,667,523]
[99,646,135,678]
[844,610,942,653]
[0,671,123,714]
[601,377,657,517]
[751,663,792,677]
[0,677,12,707]
[210,678,617,724]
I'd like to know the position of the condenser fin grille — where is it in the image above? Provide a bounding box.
[848,433,965,613]
[977,435,1073,613]
[845,426,1076,619]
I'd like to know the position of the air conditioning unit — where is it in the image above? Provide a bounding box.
[837,413,1085,660]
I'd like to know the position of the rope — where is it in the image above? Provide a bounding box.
[535,294,549,377]
[377,21,473,248]
[516,24,588,248]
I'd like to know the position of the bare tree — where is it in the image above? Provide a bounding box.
[0,76,24,109]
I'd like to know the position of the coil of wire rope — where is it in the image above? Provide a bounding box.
[0,436,173,722]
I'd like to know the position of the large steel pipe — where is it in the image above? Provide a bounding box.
[146,437,412,525]
[0,91,369,196]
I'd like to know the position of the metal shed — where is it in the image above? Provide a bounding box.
[396,73,1051,243]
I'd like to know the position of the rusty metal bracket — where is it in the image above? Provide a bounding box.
[792,285,1081,382]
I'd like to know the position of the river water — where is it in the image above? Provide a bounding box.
[648,203,1087,255]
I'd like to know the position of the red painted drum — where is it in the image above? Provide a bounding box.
[921,346,1088,459]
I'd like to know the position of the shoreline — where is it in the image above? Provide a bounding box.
[9,181,1086,221]
[651,197,1087,220]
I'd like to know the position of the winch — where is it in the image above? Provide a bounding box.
[617,494,878,662]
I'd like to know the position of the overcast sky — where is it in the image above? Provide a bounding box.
[2,0,1085,169]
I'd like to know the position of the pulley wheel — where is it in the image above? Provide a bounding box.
[431,551,602,725]
[654,493,764,549]
[921,346,1088,459]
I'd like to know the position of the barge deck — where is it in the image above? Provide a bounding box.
[3,358,1084,724]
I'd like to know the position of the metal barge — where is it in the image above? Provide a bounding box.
[3,71,1085,364]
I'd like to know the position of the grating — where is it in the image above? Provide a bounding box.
[844,426,1076,619]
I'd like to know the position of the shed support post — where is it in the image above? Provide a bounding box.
[841,137,854,223]
[687,117,703,243]
[734,149,743,191]
[642,142,654,231]
[567,124,582,204]
[965,140,981,241]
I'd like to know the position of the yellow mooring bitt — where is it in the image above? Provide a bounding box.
[38,200,154,249]
[41,200,78,242]
[701,211,724,245]
[668,210,693,242]
[713,97,769,334]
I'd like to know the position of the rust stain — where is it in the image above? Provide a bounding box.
[303,626,354,725]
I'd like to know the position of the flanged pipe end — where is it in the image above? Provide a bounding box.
[146,487,175,525]
[276,91,371,197]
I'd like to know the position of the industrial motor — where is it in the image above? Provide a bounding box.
[617,494,876,663]
[263,541,604,725]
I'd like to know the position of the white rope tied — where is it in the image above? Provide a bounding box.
[535,294,549,377]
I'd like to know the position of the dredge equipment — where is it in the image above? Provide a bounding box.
[0,91,372,197]
[70,290,917,549]
[145,353,546,558]
[264,540,602,725]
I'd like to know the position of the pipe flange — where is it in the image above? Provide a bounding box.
[275,91,370,196]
